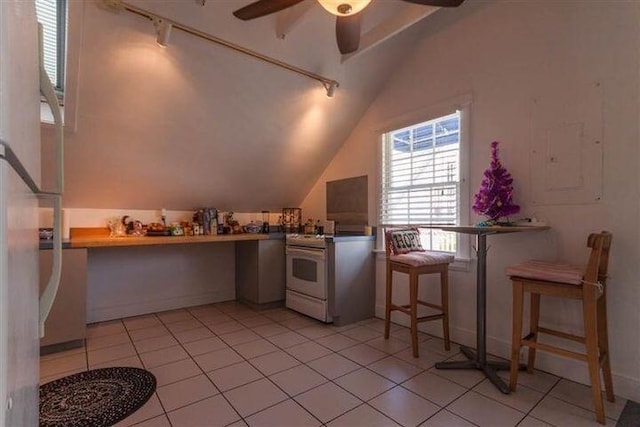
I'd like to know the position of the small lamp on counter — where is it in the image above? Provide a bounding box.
[261,210,270,234]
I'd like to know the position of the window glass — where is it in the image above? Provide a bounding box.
[35,0,66,92]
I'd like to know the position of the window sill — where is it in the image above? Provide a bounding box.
[40,101,64,126]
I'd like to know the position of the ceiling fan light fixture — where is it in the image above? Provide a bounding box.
[317,0,371,16]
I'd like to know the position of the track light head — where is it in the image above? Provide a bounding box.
[324,81,338,98]
[153,18,172,47]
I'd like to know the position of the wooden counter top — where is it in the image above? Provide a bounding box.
[68,228,270,248]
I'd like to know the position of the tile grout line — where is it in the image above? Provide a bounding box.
[156,308,246,425]
[241,319,433,425]
[123,313,171,427]
[209,307,326,426]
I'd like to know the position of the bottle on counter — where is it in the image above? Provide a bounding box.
[304,219,315,235]
[210,215,218,235]
[261,210,270,234]
[202,210,210,235]
[170,223,184,236]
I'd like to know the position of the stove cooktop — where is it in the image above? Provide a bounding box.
[285,234,327,248]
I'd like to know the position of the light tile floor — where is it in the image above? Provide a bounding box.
[40,302,627,427]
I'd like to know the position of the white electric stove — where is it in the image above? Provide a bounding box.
[285,234,331,322]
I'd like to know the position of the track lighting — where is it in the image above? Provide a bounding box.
[106,1,339,94]
[324,81,338,98]
[153,18,172,47]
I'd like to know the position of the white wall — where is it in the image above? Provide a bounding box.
[41,0,428,212]
[301,1,640,401]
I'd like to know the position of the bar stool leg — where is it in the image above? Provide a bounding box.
[527,293,541,374]
[384,262,393,340]
[510,280,524,391]
[440,269,451,351]
[597,292,615,402]
[584,290,606,424]
[410,271,419,358]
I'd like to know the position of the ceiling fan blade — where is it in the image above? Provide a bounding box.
[233,0,305,20]
[336,14,361,55]
[400,0,465,7]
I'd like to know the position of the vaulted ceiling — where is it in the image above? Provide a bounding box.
[53,0,470,211]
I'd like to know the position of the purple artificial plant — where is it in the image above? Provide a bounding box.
[472,141,520,222]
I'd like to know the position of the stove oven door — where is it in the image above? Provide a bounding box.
[285,245,326,300]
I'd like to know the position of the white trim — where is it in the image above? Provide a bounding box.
[374,92,473,136]
[457,100,472,260]
[87,289,236,323]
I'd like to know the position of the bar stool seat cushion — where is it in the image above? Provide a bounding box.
[390,252,455,267]
[506,260,584,285]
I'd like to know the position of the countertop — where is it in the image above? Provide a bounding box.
[40,231,285,250]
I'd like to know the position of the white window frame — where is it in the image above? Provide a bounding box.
[376,94,472,264]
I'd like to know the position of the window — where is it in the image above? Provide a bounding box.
[35,0,66,93]
[380,111,466,255]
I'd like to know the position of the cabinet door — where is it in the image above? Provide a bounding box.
[39,249,88,347]
[258,240,285,303]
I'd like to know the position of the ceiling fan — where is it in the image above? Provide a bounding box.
[232,0,465,55]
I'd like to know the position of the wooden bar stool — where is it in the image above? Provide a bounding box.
[506,231,613,424]
[384,227,454,357]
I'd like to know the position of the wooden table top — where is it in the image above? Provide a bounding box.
[418,224,550,235]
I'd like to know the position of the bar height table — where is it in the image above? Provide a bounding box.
[422,225,550,394]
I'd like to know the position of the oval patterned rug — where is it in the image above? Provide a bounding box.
[40,367,156,427]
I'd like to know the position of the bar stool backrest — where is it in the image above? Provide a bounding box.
[585,231,612,289]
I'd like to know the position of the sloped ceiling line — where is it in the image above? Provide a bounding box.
[342,2,439,62]
[256,0,443,60]
[275,1,315,39]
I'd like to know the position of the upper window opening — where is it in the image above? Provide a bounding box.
[35,0,66,94]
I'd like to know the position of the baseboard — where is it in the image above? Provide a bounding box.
[374,304,640,402]
[88,290,236,323]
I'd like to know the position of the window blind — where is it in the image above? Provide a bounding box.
[380,112,461,227]
[35,0,65,91]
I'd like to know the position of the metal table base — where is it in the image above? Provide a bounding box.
[436,345,513,394]
[434,232,512,394]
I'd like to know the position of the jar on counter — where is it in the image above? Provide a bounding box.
[170,223,184,236]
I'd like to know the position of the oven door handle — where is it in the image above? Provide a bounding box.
[286,247,326,260]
